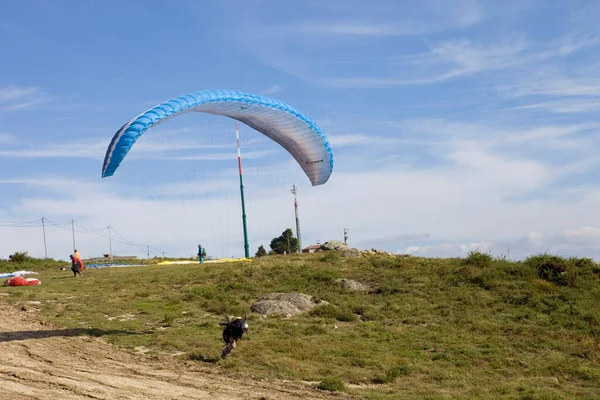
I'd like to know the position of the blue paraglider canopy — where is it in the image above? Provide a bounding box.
[102,89,334,186]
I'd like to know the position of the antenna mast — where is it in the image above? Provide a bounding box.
[236,123,250,258]
[41,216,48,259]
[291,185,302,253]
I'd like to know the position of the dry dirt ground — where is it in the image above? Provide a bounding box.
[0,303,357,400]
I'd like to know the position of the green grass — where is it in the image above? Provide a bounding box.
[1,252,599,399]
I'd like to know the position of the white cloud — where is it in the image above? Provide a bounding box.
[0,85,40,101]
[400,242,493,258]
[0,177,91,192]
[259,0,484,38]
[514,98,600,114]
[0,85,52,111]
[259,84,283,95]
[328,133,397,147]
[246,18,600,88]
[0,131,265,160]
[2,140,600,261]
[396,226,600,260]
[323,34,600,88]
[504,75,600,98]
[563,226,600,243]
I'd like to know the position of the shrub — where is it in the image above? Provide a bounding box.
[309,304,356,322]
[373,364,411,384]
[8,251,32,263]
[463,250,493,268]
[374,282,402,295]
[369,255,403,269]
[255,245,267,257]
[525,254,569,286]
[306,269,339,285]
[319,251,340,264]
[317,376,345,392]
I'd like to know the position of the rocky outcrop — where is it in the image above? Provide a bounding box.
[250,293,327,317]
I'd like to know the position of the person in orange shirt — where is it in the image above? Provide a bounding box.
[69,254,85,276]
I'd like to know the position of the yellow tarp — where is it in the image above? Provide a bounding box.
[157,258,252,265]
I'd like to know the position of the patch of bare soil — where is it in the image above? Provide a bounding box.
[0,303,356,400]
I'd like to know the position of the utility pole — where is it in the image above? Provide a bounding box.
[108,226,113,262]
[292,185,302,253]
[71,219,76,253]
[344,228,349,245]
[236,123,250,258]
[147,245,150,260]
[291,185,302,253]
[41,217,48,259]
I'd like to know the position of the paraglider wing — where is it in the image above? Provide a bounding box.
[102,89,333,186]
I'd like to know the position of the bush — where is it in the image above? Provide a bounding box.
[317,376,345,392]
[306,269,339,285]
[372,364,411,384]
[255,245,267,257]
[319,251,340,264]
[374,282,402,295]
[368,255,403,269]
[309,304,356,322]
[463,250,493,268]
[8,251,32,263]
[525,254,569,286]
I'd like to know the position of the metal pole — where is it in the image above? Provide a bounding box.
[147,245,150,260]
[291,185,302,253]
[108,226,113,262]
[236,123,250,258]
[41,217,48,259]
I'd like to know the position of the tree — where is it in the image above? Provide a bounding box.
[9,251,32,263]
[269,228,299,254]
[255,245,267,257]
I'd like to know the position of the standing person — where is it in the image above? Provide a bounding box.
[197,245,206,263]
[219,315,249,359]
[69,254,83,277]
[73,250,85,271]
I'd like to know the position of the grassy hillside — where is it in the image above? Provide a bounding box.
[1,251,599,399]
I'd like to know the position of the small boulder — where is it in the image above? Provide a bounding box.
[336,278,369,291]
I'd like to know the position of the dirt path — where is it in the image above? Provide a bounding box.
[0,303,356,400]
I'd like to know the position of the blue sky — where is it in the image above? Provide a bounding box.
[1,0,600,261]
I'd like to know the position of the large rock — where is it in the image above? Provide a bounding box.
[250,293,327,317]
[320,240,348,251]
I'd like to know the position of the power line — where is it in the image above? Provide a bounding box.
[1,216,184,259]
